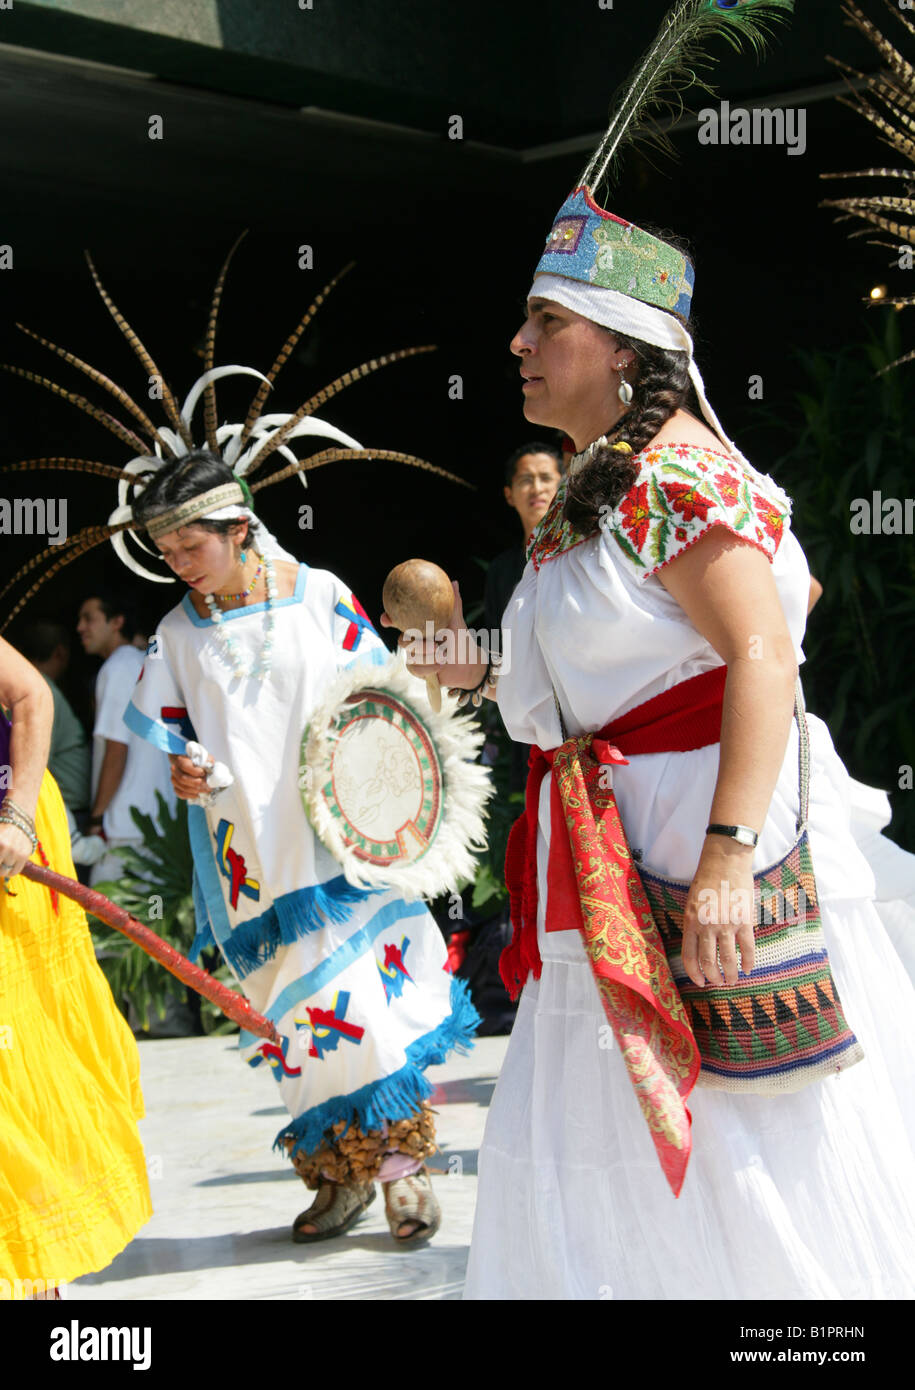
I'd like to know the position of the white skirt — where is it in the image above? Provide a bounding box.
[464,885,915,1299]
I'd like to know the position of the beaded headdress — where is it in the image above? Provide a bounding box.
[0,238,468,632]
[530,0,795,506]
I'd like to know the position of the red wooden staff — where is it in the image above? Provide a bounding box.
[22,861,279,1044]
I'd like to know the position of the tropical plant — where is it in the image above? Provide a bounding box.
[743,311,915,850]
[90,792,241,1034]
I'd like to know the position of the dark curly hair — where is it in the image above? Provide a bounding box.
[562,230,701,534]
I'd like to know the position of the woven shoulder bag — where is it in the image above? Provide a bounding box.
[636,681,864,1094]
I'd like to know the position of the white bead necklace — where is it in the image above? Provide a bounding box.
[204,552,278,681]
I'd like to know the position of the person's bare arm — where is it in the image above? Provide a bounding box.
[0,634,54,875]
[90,740,129,824]
[807,575,823,614]
[657,528,798,987]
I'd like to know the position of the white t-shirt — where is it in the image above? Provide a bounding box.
[92,644,175,842]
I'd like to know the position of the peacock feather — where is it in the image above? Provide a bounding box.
[582,0,795,195]
[820,0,915,372]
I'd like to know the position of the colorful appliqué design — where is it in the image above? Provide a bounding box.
[609,445,788,577]
[335,593,376,651]
[527,480,596,571]
[248,1035,302,1082]
[160,705,195,742]
[215,819,260,910]
[294,989,366,1061]
[377,936,415,1003]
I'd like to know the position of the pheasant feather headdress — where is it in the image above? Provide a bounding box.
[820,0,915,372]
[0,238,466,633]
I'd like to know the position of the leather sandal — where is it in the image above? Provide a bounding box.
[382,1165,441,1246]
[292,1179,376,1243]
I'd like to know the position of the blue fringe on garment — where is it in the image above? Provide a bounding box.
[274,976,481,1158]
[221,875,379,979]
[189,919,216,962]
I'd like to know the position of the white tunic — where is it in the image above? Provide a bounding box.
[464,443,915,1300]
[126,563,478,1157]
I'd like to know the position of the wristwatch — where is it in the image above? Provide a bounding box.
[705,823,758,848]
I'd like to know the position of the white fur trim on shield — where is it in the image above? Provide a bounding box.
[300,654,493,898]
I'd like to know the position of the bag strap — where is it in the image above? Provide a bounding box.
[551,673,810,835]
[793,677,810,836]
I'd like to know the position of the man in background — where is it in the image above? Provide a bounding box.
[77,591,174,885]
[453,442,565,1035]
[483,441,565,637]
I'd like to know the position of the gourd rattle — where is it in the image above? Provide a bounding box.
[382,558,455,712]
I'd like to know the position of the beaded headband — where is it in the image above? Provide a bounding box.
[144,483,246,539]
[536,187,694,320]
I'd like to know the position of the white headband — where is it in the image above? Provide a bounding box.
[530,273,791,513]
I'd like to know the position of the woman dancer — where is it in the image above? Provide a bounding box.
[126,451,478,1244]
[0,243,483,1246]
[403,196,915,1296]
[0,634,151,1299]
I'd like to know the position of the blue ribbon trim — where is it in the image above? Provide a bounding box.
[274,976,480,1158]
[254,897,429,1027]
[124,700,188,755]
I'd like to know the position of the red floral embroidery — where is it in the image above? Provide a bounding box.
[619,481,652,551]
[713,471,741,507]
[660,481,714,523]
[608,445,789,575]
[754,494,785,546]
[528,483,595,569]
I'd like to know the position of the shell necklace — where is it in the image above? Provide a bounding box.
[204,553,277,681]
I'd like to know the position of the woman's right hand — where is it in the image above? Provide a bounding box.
[0,821,35,879]
[168,754,208,802]
[379,580,488,691]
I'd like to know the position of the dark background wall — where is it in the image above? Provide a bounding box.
[0,1,905,682]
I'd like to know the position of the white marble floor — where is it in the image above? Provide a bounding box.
[71,1033,508,1301]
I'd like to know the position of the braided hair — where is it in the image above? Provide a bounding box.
[562,230,699,534]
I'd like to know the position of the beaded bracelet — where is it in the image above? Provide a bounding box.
[0,811,38,853]
[449,650,503,709]
[2,798,36,835]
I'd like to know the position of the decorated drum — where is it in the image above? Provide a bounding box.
[300,655,492,897]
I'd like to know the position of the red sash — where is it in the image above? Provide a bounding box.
[500,664,726,1196]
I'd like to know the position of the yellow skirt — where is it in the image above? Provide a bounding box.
[0,771,152,1297]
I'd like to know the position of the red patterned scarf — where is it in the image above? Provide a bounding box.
[501,665,726,1196]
